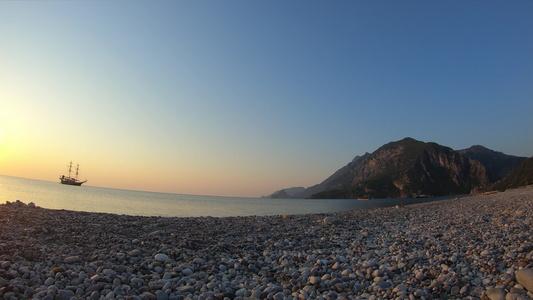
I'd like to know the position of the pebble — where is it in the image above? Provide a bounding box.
[44,277,55,286]
[64,255,81,264]
[0,187,532,299]
[323,216,340,225]
[309,276,321,285]
[182,268,193,276]
[516,268,533,293]
[154,253,168,262]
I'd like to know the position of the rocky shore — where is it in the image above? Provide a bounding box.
[1,187,533,300]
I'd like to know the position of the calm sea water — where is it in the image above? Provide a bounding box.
[0,175,448,217]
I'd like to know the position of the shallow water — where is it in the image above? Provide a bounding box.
[0,174,452,217]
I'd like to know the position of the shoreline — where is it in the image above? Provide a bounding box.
[1,187,532,299]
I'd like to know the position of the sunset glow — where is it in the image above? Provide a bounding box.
[1,1,532,197]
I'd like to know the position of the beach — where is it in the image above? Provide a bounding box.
[1,187,532,300]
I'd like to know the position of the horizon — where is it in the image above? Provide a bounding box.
[1,1,532,197]
[1,137,530,198]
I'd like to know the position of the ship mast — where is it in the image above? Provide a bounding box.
[75,163,80,180]
[67,161,73,178]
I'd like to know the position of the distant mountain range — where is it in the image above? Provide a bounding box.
[265,137,530,199]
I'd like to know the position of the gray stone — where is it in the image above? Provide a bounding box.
[156,290,169,300]
[414,289,426,297]
[44,277,55,286]
[182,268,193,276]
[0,277,8,288]
[415,271,425,280]
[251,288,262,298]
[394,284,408,293]
[470,286,484,297]
[58,289,75,299]
[85,284,103,294]
[377,281,391,289]
[154,253,168,262]
[103,269,116,276]
[139,291,156,300]
[450,286,460,296]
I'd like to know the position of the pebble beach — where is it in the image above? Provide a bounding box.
[1,187,533,300]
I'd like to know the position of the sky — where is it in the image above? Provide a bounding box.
[1,1,532,197]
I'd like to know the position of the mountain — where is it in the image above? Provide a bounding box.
[458,145,525,182]
[491,157,533,191]
[266,154,371,199]
[266,137,528,199]
[310,138,491,198]
[264,187,306,199]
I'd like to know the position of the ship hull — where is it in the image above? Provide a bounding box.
[60,177,86,186]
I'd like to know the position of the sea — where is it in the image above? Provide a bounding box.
[0,174,450,218]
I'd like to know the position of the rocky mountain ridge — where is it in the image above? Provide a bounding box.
[266,137,528,199]
[491,156,533,191]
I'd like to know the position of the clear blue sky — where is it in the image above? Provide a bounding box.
[1,1,532,197]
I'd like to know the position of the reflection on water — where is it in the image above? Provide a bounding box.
[0,174,453,217]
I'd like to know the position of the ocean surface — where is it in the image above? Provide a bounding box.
[0,175,451,217]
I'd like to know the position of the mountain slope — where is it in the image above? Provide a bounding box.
[491,157,533,190]
[311,138,489,198]
[458,145,525,182]
[264,187,305,199]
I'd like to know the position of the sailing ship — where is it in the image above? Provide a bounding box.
[59,161,87,186]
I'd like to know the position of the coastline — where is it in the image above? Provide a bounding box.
[1,187,532,299]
